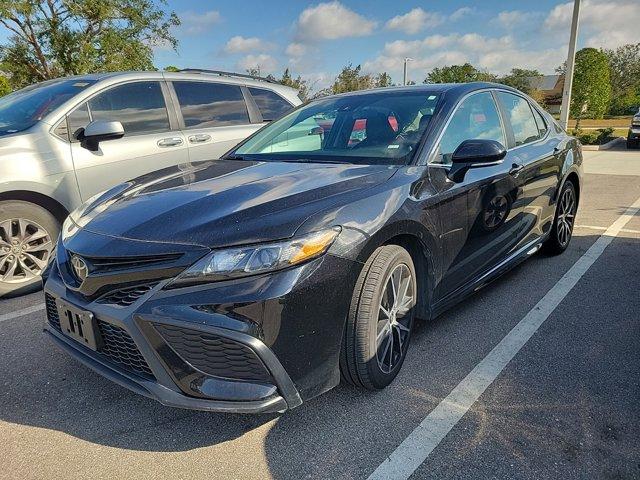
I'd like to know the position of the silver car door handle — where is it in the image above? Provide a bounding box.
[188,134,212,144]
[157,137,184,147]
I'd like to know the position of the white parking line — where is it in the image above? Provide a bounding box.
[577,224,640,235]
[0,303,45,323]
[368,195,640,480]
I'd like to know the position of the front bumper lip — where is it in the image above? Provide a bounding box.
[44,323,292,414]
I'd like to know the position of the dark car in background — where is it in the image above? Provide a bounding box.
[43,83,582,413]
[627,108,640,148]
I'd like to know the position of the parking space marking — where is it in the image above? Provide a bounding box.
[0,303,45,323]
[367,195,640,480]
[576,224,640,235]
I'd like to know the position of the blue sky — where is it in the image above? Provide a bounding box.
[2,1,639,92]
[153,0,639,90]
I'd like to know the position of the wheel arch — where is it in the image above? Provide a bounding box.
[0,190,69,223]
[354,221,439,321]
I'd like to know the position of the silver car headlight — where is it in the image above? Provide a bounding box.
[170,227,341,286]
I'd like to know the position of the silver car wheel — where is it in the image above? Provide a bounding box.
[376,263,414,374]
[0,218,53,284]
[556,187,576,247]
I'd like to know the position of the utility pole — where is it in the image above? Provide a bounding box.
[559,0,581,130]
[403,58,413,86]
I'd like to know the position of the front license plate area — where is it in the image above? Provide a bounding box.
[56,300,102,351]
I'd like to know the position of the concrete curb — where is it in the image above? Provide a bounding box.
[581,137,625,151]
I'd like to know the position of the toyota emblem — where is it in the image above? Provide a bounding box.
[71,255,89,283]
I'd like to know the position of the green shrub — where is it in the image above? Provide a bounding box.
[595,127,614,144]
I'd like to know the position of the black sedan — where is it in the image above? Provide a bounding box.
[43,83,582,413]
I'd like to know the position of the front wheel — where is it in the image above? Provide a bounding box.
[543,181,577,255]
[0,201,59,298]
[340,245,417,390]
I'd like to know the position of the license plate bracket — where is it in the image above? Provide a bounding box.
[56,300,102,351]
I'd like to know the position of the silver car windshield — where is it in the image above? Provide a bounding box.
[0,78,96,136]
[233,91,440,165]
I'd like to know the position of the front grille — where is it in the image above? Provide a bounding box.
[96,320,154,379]
[69,252,182,272]
[154,324,272,382]
[46,293,154,379]
[45,293,61,330]
[96,283,158,307]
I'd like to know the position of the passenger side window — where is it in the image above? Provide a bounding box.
[434,92,505,165]
[173,81,250,128]
[88,82,170,135]
[531,106,548,138]
[248,87,292,121]
[497,92,540,147]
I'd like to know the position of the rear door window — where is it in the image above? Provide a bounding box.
[248,87,293,121]
[496,92,540,147]
[88,81,170,135]
[173,81,250,128]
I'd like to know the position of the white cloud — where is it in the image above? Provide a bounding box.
[224,36,270,54]
[294,1,376,41]
[179,10,221,35]
[544,0,640,48]
[286,42,307,57]
[385,8,444,34]
[495,10,538,27]
[450,7,474,22]
[236,54,278,74]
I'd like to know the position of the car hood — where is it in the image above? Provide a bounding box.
[71,159,397,247]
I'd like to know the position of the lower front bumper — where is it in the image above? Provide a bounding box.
[44,321,297,413]
[629,128,640,140]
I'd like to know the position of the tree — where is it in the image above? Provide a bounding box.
[374,72,392,88]
[424,63,496,84]
[570,48,611,126]
[0,75,10,96]
[278,68,310,102]
[0,0,180,89]
[604,43,640,115]
[497,68,543,95]
[163,65,180,72]
[330,64,374,94]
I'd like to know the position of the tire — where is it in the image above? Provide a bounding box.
[0,201,59,298]
[340,245,417,390]
[542,181,577,255]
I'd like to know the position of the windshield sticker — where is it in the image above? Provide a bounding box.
[387,144,400,149]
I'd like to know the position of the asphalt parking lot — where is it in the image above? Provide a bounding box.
[1,143,639,480]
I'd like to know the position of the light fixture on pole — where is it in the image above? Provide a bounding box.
[403,58,413,86]
[559,0,581,130]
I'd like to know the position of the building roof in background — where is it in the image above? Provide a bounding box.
[527,74,563,93]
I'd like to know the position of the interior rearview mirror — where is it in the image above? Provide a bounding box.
[308,126,324,136]
[448,139,507,183]
[79,120,125,151]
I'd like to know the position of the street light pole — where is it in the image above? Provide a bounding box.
[403,58,413,86]
[559,0,581,131]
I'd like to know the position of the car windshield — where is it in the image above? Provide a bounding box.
[232,90,440,165]
[0,78,96,136]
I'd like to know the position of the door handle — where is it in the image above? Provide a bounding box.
[509,163,525,175]
[157,137,184,147]
[188,134,212,144]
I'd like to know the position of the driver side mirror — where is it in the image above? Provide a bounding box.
[448,139,507,183]
[79,120,125,151]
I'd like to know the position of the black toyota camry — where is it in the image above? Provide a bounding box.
[43,83,582,413]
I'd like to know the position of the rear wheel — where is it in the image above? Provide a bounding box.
[0,201,58,298]
[627,138,639,149]
[340,245,417,390]
[543,181,577,255]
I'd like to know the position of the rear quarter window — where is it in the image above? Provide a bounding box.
[248,87,293,121]
[173,81,250,128]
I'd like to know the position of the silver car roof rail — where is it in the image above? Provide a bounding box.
[177,69,278,84]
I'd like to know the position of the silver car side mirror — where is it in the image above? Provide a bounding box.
[80,120,125,151]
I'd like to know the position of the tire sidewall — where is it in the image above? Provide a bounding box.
[0,201,60,298]
[364,248,417,388]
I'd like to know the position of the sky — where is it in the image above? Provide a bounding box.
[3,0,640,92]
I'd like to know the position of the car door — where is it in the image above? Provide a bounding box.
[69,81,188,200]
[495,91,563,241]
[170,80,261,162]
[428,90,529,299]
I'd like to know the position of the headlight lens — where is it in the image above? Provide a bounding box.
[171,227,341,286]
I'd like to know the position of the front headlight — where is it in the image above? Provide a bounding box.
[170,227,341,286]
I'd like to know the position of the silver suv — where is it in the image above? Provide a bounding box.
[0,70,301,296]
